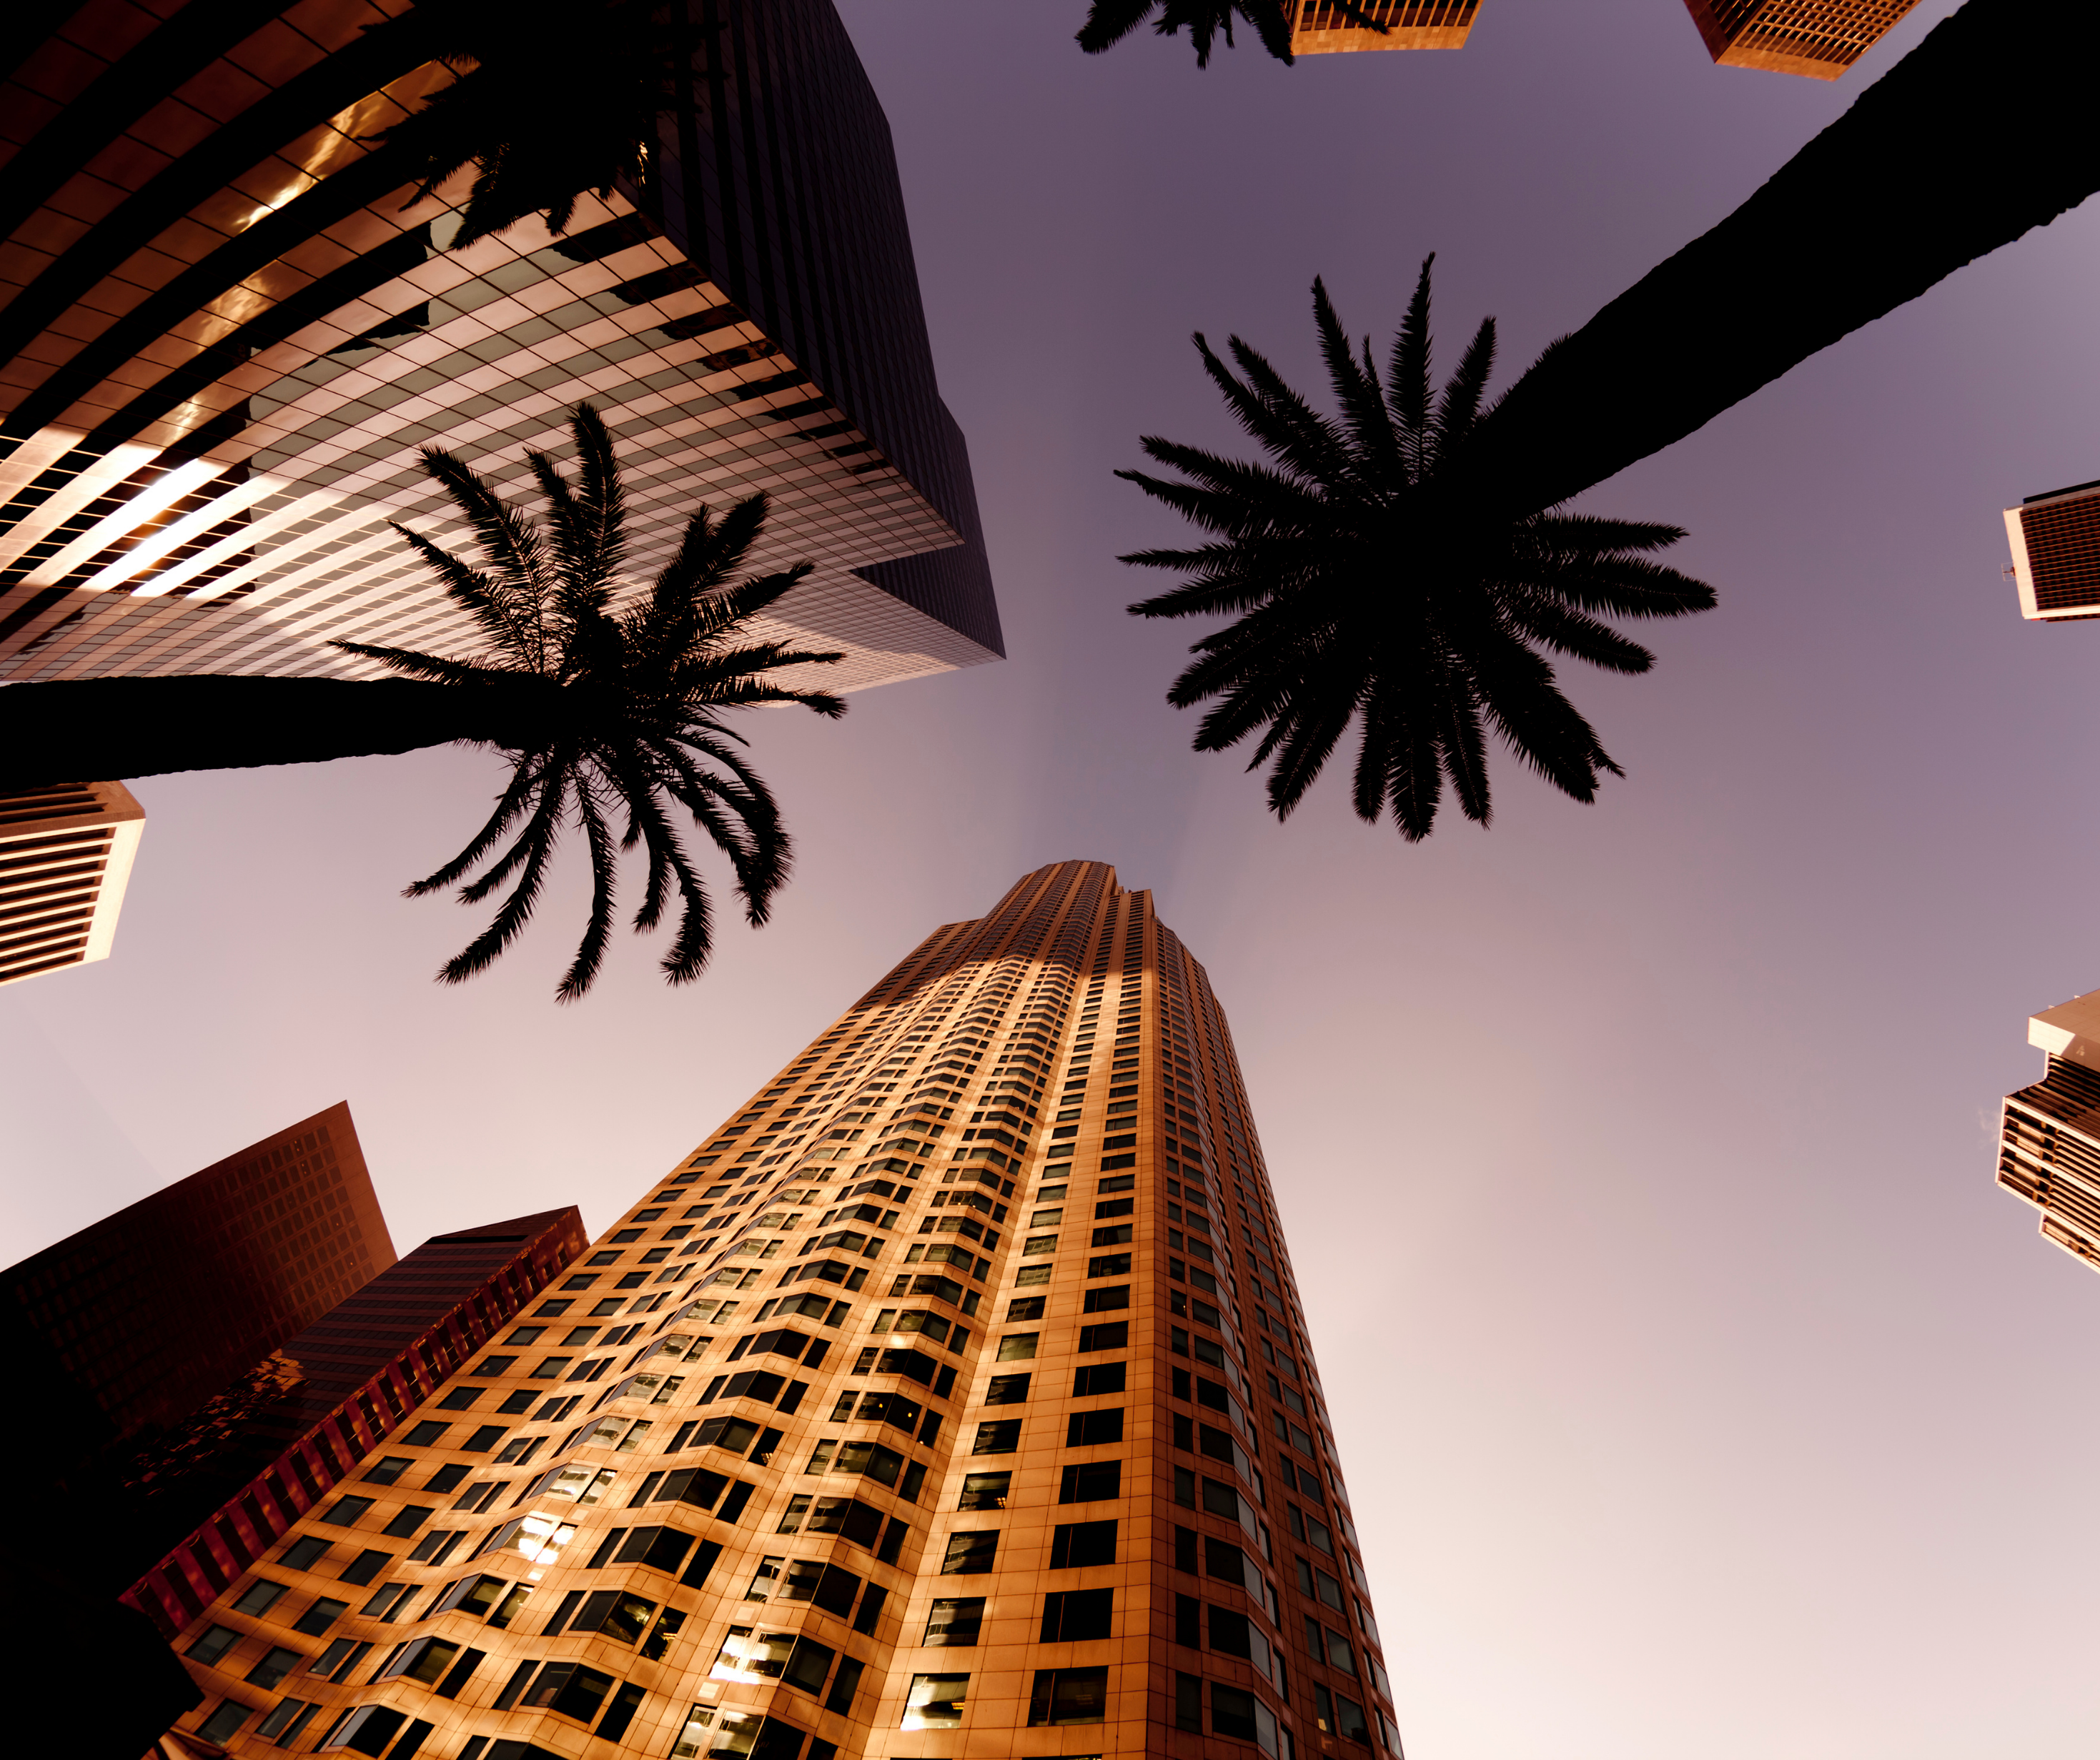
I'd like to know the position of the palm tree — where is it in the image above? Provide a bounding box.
[1076,0,1388,64]
[0,405,848,1000]
[1120,259,1714,838]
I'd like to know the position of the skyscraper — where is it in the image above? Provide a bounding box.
[0,0,1000,693]
[0,777,144,985]
[159,861,1402,1759]
[2003,479,2100,622]
[1677,0,1920,78]
[1996,987,2100,1273]
[1285,1,1479,56]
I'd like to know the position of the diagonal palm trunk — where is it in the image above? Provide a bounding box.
[0,676,554,793]
[1471,0,2100,516]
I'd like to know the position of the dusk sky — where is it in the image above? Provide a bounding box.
[7,2,2100,1754]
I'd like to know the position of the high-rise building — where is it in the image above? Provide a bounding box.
[0,0,1000,694]
[3,1102,395,1453]
[0,777,144,985]
[159,861,1402,1760]
[2003,479,2100,622]
[1678,0,1920,78]
[127,1209,589,1642]
[1996,987,2100,1272]
[1286,1,1479,56]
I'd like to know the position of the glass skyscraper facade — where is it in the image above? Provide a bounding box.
[159,861,1401,1759]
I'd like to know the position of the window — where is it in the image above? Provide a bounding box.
[470,1356,517,1376]
[957,1472,1009,1511]
[940,1531,999,1575]
[1073,1361,1126,1397]
[400,1422,447,1448]
[1334,1692,1373,1744]
[1049,1519,1117,1568]
[1212,1683,1274,1746]
[520,1661,616,1723]
[231,1580,288,1618]
[463,1425,508,1451]
[1202,1478,1241,1521]
[996,1333,1038,1361]
[901,1673,969,1730]
[426,1463,470,1494]
[197,1703,252,1745]
[1027,1666,1109,1726]
[985,1373,1031,1406]
[1066,1408,1124,1447]
[1078,1321,1128,1352]
[497,1389,538,1414]
[1175,1671,1203,1731]
[291,1597,348,1636]
[1091,1225,1133,1247]
[1088,1253,1131,1278]
[922,1597,984,1647]
[186,1625,238,1666]
[1058,1461,1121,1503]
[530,1357,572,1379]
[377,1636,461,1686]
[360,1458,409,1487]
[1082,1285,1129,1312]
[971,1420,1020,1455]
[437,1386,485,1411]
[339,1549,390,1586]
[1006,1296,1046,1321]
[1040,1588,1114,1643]
[320,1497,373,1527]
[317,1704,407,1754]
[255,1699,319,1743]
[504,1326,548,1343]
[282,1536,332,1570]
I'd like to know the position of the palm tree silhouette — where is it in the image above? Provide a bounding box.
[1119,259,1715,838]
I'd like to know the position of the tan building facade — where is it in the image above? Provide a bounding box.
[1996,988,2100,1272]
[1678,0,1921,78]
[158,861,1400,1760]
[2003,479,2100,622]
[0,777,143,985]
[1287,1,1479,56]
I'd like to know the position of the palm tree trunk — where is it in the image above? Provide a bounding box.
[0,676,551,792]
[1473,0,2100,515]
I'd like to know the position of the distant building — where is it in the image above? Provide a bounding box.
[124,1208,588,1641]
[1288,0,1480,55]
[1,1102,394,1451]
[2004,480,2100,622]
[0,0,1000,695]
[0,778,143,985]
[1997,988,2100,1271]
[1678,0,1920,78]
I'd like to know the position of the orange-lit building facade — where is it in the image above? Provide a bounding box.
[1286,1,1478,56]
[1996,988,2100,1275]
[1678,0,1920,78]
[160,862,1401,1759]
[0,777,144,985]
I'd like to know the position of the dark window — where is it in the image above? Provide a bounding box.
[401,1422,447,1448]
[1091,1225,1133,1247]
[1176,1525,1199,1572]
[1026,1665,1109,1726]
[1006,1296,1046,1321]
[940,1531,999,1575]
[196,1704,252,1745]
[957,1472,1010,1511]
[1078,1321,1128,1352]
[380,1506,432,1538]
[497,1389,538,1414]
[1065,1408,1124,1447]
[530,1358,571,1379]
[186,1625,237,1666]
[504,1326,548,1343]
[1175,1592,1202,1647]
[1072,1362,1126,1398]
[339,1550,390,1586]
[282,1536,332,1570]
[1082,1286,1129,1313]
[521,1661,616,1724]
[463,1426,507,1451]
[1049,1520,1117,1569]
[1334,1692,1373,1743]
[996,1333,1038,1361]
[1212,1683,1264,1742]
[985,1373,1031,1405]
[320,1497,373,1528]
[231,1580,287,1618]
[922,1597,985,1646]
[470,1356,517,1376]
[1202,1478,1240,1521]
[1175,1671,1203,1731]
[360,1458,410,1486]
[1087,1254,1131,1278]
[1057,1461,1122,1503]
[972,1420,1021,1455]
[290,1597,348,1636]
[613,1228,643,1243]
[1041,1588,1114,1644]
[437,1386,485,1411]
[426,1464,470,1494]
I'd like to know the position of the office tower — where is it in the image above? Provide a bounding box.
[1998,987,2100,1271]
[128,1209,590,1641]
[0,0,1000,692]
[1678,0,1920,77]
[160,860,1402,1760]
[0,777,144,985]
[2004,479,2100,621]
[1287,1,1479,56]
[3,1102,395,1453]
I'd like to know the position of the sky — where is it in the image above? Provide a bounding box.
[6,1,2100,1755]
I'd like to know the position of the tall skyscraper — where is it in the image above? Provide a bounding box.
[1677,0,1920,77]
[0,777,144,985]
[1285,1,1479,56]
[159,861,1402,1760]
[1996,987,2100,1273]
[2003,479,2100,622]
[0,0,999,693]
[3,1101,395,1453]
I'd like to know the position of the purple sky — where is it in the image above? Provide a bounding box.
[7,1,2100,1753]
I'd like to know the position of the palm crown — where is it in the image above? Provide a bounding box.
[1118,257,1716,840]
[341,403,845,1000]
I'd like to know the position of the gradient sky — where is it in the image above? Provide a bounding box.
[6,2,2100,1754]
